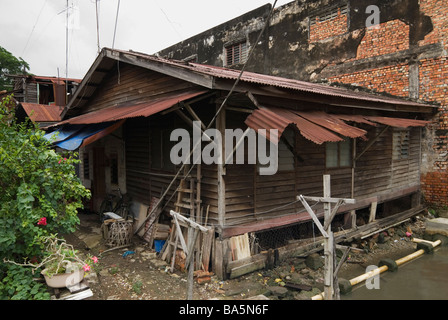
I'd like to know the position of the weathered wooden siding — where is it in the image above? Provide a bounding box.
[85,63,198,113]
[220,123,422,233]
[125,117,151,204]
[354,126,421,199]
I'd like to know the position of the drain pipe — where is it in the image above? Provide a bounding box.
[312,238,442,300]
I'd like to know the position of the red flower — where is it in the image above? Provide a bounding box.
[37,217,47,226]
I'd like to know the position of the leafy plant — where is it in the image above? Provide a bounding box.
[0,46,30,91]
[0,95,91,261]
[5,235,99,278]
[0,94,91,299]
[0,264,50,300]
[132,279,143,295]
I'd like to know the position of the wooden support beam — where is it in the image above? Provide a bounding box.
[170,210,209,233]
[323,199,344,230]
[302,196,356,204]
[297,195,329,238]
[369,201,378,223]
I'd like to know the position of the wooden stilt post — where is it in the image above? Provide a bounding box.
[323,175,334,300]
[169,210,210,300]
[298,175,355,300]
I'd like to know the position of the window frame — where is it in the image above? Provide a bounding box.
[392,128,410,161]
[150,128,176,172]
[225,40,248,66]
[325,139,352,169]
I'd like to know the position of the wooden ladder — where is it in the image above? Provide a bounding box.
[161,165,202,268]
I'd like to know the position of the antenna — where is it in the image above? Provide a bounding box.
[96,0,101,54]
[66,0,69,104]
[112,0,121,49]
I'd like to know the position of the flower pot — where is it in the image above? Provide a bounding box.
[41,268,85,288]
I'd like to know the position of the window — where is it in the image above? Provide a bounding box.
[83,152,90,179]
[393,129,410,160]
[151,129,176,172]
[225,41,248,66]
[110,155,118,185]
[257,128,295,174]
[326,139,351,168]
[309,5,348,26]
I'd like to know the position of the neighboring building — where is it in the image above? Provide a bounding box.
[157,0,448,208]
[15,102,62,127]
[47,48,434,278]
[6,74,81,127]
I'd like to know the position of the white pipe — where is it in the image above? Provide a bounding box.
[311,239,442,300]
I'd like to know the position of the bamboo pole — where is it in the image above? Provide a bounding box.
[311,238,442,300]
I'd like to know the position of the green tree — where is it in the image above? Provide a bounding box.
[0,95,90,299]
[0,46,30,91]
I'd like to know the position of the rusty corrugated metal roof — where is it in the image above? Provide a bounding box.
[363,116,430,128]
[21,103,62,122]
[108,49,436,110]
[295,111,367,139]
[56,90,206,125]
[245,107,348,144]
[245,106,430,145]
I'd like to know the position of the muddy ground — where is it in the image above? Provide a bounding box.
[60,211,430,300]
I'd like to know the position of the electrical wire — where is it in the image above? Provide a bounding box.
[22,0,48,57]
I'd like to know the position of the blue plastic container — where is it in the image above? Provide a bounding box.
[154,240,166,253]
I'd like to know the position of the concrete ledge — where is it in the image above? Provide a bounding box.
[425,218,448,238]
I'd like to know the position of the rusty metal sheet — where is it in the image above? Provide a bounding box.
[21,103,62,122]
[115,49,434,110]
[59,90,207,125]
[186,62,433,109]
[295,111,367,139]
[244,107,290,143]
[335,114,379,126]
[363,116,430,128]
[245,107,344,145]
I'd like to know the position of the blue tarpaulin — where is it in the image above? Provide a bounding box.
[44,122,117,151]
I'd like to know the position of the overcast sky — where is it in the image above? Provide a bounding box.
[0,0,292,80]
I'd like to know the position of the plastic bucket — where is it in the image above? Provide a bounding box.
[154,240,166,253]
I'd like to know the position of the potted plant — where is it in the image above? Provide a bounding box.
[5,235,99,289]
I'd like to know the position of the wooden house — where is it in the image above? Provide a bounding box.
[48,48,435,278]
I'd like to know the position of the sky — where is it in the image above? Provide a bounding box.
[0,0,292,80]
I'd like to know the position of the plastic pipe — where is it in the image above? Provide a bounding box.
[311,238,442,300]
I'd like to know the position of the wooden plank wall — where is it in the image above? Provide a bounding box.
[221,123,422,231]
[354,126,421,198]
[84,63,198,113]
[125,117,151,204]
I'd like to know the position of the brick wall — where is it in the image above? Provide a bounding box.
[326,0,448,207]
[329,63,410,98]
[309,8,348,42]
[356,20,410,59]
[418,0,448,205]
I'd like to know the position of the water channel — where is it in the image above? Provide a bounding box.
[341,246,448,300]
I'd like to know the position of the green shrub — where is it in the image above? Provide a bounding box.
[0,95,91,299]
[0,264,50,300]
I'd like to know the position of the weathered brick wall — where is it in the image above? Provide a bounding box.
[355,20,410,59]
[329,64,410,98]
[309,9,348,42]
[418,0,448,205]
[322,0,448,206]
